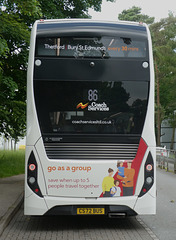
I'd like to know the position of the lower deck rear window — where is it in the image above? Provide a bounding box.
[34,80,149,135]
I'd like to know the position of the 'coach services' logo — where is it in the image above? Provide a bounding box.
[76,102,89,109]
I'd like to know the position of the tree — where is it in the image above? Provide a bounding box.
[0,0,114,147]
[150,13,176,147]
[118,7,176,147]
[38,0,115,19]
[118,6,155,24]
[169,111,176,150]
[0,1,41,147]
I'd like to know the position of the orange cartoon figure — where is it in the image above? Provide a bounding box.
[117,161,135,196]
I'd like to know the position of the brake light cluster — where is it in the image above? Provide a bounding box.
[27,151,43,198]
[139,152,154,197]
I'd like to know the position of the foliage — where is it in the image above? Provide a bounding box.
[0,37,9,60]
[151,13,176,147]
[38,0,115,19]
[118,7,176,147]
[118,6,155,24]
[0,0,114,145]
[151,13,176,112]
[0,6,32,144]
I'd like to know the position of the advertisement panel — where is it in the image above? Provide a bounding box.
[45,139,147,198]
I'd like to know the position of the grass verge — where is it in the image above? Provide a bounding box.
[0,150,25,178]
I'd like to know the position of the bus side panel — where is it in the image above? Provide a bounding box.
[24,189,48,215]
[24,146,48,215]
[141,24,155,147]
[134,147,156,214]
[135,147,156,197]
[134,188,156,214]
[26,21,42,146]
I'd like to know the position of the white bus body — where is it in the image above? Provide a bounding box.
[25,19,156,216]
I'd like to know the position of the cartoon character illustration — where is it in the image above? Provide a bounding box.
[116,161,135,196]
[110,180,121,197]
[117,161,125,177]
[102,168,114,197]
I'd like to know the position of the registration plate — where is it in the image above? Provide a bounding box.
[77,208,105,215]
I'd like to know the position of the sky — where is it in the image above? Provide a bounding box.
[88,0,176,22]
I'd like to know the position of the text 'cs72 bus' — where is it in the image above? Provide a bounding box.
[25,19,156,217]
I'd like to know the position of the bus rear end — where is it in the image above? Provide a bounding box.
[25,19,156,216]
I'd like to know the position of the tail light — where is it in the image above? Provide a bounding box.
[29,163,36,171]
[146,164,153,171]
[139,152,154,197]
[27,151,43,198]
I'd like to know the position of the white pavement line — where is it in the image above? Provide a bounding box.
[136,216,159,240]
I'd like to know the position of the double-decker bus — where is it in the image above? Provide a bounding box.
[25,19,156,216]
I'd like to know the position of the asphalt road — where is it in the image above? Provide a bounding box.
[140,168,176,240]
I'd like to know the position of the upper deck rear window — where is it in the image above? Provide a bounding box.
[36,37,147,58]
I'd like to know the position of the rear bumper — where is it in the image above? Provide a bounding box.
[44,205,137,217]
[24,185,156,216]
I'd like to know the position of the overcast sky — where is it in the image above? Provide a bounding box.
[89,0,176,22]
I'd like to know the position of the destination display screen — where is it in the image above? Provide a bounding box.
[34,80,149,135]
[36,36,147,58]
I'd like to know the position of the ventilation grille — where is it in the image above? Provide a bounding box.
[44,143,138,160]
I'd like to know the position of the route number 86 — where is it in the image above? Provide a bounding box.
[88,89,98,101]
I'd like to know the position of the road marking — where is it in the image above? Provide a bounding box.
[136,216,159,240]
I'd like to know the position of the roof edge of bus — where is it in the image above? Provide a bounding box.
[36,19,147,27]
